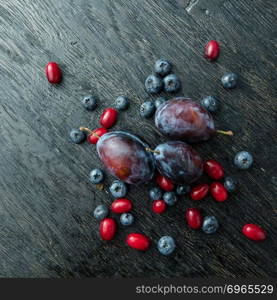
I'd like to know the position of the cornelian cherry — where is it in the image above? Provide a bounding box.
[156,173,174,191]
[242,224,266,241]
[45,62,62,84]
[126,233,150,251]
[111,198,132,214]
[99,218,117,241]
[204,40,220,61]
[190,183,209,201]
[100,108,117,128]
[204,159,224,180]
[152,200,167,214]
[185,208,202,229]
[87,127,108,144]
[210,182,228,202]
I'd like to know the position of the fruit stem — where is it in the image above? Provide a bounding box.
[79,127,100,138]
[216,130,234,136]
[145,148,160,154]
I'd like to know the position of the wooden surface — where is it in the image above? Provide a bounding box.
[0,0,276,278]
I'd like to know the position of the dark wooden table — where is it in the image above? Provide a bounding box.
[0,0,276,278]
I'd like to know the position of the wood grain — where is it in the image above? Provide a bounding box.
[0,0,276,278]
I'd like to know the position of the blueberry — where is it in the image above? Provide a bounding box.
[202,216,219,234]
[157,236,176,256]
[221,72,238,89]
[234,151,253,169]
[163,74,181,93]
[176,185,191,196]
[154,97,167,109]
[115,96,129,111]
[81,95,97,111]
[154,59,172,77]
[93,204,108,221]
[89,169,104,184]
[109,180,127,198]
[201,96,219,112]
[149,187,163,201]
[69,129,86,144]
[224,177,237,193]
[145,74,163,94]
[163,192,177,206]
[120,213,134,226]
[140,101,155,118]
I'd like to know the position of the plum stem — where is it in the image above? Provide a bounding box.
[79,127,100,138]
[216,130,234,136]
[145,148,160,154]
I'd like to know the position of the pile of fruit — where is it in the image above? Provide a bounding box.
[46,40,267,256]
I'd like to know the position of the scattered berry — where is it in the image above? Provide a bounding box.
[93,204,109,221]
[87,127,108,145]
[111,198,132,214]
[204,159,224,180]
[157,236,176,256]
[176,185,191,196]
[149,187,163,201]
[234,151,253,169]
[185,208,202,229]
[69,129,86,144]
[140,101,155,118]
[200,96,219,112]
[221,72,238,89]
[154,59,172,77]
[120,213,134,226]
[154,97,167,109]
[99,218,117,241]
[202,216,219,234]
[163,192,177,206]
[115,96,129,111]
[45,62,62,84]
[163,74,181,93]
[100,108,117,128]
[145,74,163,94]
[190,184,209,201]
[81,95,97,111]
[242,224,266,241]
[204,40,220,61]
[109,180,127,198]
[210,182,228,202]
[89,169,104,184]
[224,176,237,193]
[126,233,150,251]
[152,200,167,214]
[156,174,174,191]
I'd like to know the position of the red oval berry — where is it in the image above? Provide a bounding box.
[100,108,117,129]
[185,208,202,229]
[242,224,266,241]
[204,40,220,61]
[204,159,224,180]
[152,200,167,214]
[45,62,62,84]
[99,218,117,241]
[87,127,108,145]
[111,198,132,214]
[126,233,150,251]
[156,173,174,191]
[210,182,228,202]
[190,183,209,201]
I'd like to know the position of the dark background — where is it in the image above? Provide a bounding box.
[0,0,276,278]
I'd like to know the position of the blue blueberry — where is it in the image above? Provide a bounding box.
[163,74,181,93]
[201,96,219,112]
[202,216,219,234]
[221,72,238,89]
[69,129,86,144]
[157,236,176,256]
[93,204,108,221]
[154,59,172,77]
[89,169,104,184]
[145,74,163,94]
[140,101,155,118]
[154,97,167,109]
[149,187,163,201]
[109,180,127,198]
[224,177,237,193]
[120,213,134,226]
[176,185,191,196]
[234,151,253,169]
[115,96,129,111]
[81,95,97,111]
[163,192,177,206]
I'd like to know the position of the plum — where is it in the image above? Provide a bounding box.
[97,131,155,184]
[154,141,203,184]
